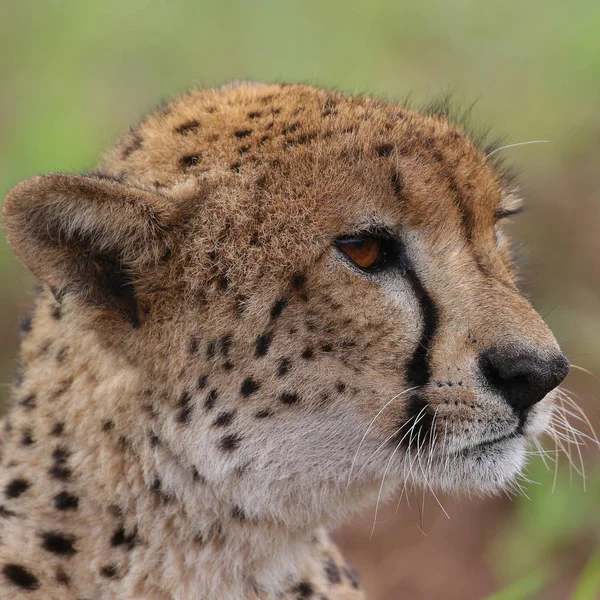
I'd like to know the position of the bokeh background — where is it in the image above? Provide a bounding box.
[1,1,599,598]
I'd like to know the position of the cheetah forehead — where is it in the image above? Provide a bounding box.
[98,82,508,227]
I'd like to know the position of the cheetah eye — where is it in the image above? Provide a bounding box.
[335,235,389,271]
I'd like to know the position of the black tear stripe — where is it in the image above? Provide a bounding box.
[395,253,439,449]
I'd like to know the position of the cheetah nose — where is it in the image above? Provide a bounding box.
[479,347,570,413]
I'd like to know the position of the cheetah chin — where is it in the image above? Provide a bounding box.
[1,81,569,600]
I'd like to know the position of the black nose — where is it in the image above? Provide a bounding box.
[479,348,570,412]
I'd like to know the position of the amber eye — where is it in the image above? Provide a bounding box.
[336,236,385,270]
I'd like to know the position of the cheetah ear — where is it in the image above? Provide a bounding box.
[3,173,179,327]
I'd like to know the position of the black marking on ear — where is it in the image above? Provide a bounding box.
[2,564,40,590]
[92,253,141,328]
[41,531,77,555]
[54,491,79,511]
[5,478,30,499]
[175,120,200,135]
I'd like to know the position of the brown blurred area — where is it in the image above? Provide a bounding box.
[1,1,599,598]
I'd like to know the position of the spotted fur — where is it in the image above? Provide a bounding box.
[0,82,567,599]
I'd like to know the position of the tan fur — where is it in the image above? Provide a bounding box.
[0,83,566,599]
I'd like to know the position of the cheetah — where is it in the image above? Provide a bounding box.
[0,82,569,599]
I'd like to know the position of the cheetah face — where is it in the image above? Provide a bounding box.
[3,83,569,526]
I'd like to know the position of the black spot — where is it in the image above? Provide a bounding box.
[122,132,142,158]
[41,531,77,556]
[280,392,299,405]
[5,478,29,498]
[247,111,262,119]
[292,272,306,290]
[18,394,36,409]
[255,409,273,419]
[21,430,34,446]
[212,411,235,428]
[207,340,217,359]
[195,531,204,544]
[49,465,72,481]
[102,419,115,432]
[189,336,201,354]
[51,422,65,436]
[320,342,333,352]
[100,564,118,578]
[231,505,246,520]
[176,391,193,424]
[110,526,137,548]
[175,120,200,135]
[336,382,346,393]
[54,491,79,511]
[51,304,62,320]
[204,389,218,410]
[282,122,300,136]
[220,334,232,356]
[234,129,252,138]
[219,433,243,452]
[277,357,291,376]
[344,564,360,588]
[255,332,272,357]
[376,143,394,157]
[150,478,162,492]
[270,298,288,319]
[325,558,341,584]
[391,171,404,199]
[198,375,209,390]
[301,348,314,360]
[223,360,235,372]
[53,446,70,464]
[0,505,16,517]
[292,581,314,599]
[2,564,40,590]
[240,377,260,397]
[19,315,33,333]
[55,566,70,586]
[180,154,201,168]
[230,160,242,172]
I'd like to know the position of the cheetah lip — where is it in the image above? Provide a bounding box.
[458,430,519,454]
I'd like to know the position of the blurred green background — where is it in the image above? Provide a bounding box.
[1,1,599,598]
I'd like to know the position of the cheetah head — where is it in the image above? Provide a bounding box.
[3,83,568,528]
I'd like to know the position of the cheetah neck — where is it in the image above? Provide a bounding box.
[7,298,355,599]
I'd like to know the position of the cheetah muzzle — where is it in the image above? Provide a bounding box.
[0,82,569,599]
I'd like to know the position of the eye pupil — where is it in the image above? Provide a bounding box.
[337,236,383,270]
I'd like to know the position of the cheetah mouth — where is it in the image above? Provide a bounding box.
[457,430,519,455]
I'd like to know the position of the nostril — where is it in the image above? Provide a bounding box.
[479,348,568,413]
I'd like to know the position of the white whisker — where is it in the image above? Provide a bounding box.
[484,140,549,161]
